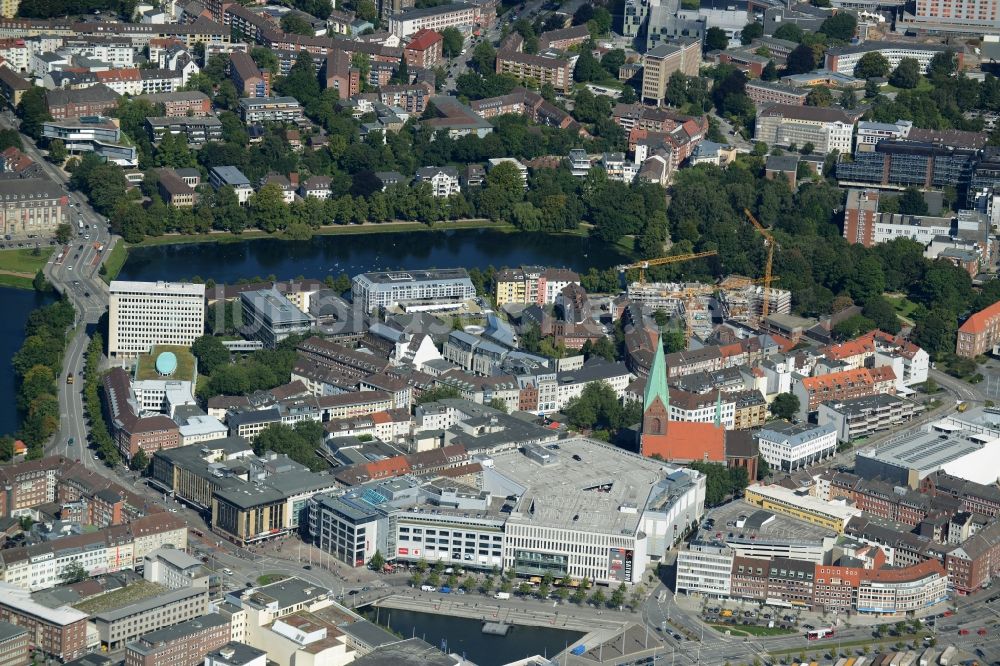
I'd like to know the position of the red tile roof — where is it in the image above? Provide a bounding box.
[642,421,726,463]
[406,28,442,51]
[959,300,1000,335]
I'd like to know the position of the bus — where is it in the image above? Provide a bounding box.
[806,627,834,640]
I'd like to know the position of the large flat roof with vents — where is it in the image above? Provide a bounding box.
[855,429,987,482]
[483,437,694,536]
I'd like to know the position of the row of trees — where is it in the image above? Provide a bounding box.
[83,333,121,465]
[10,298,76,456]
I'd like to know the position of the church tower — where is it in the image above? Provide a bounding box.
[641,339,669,452]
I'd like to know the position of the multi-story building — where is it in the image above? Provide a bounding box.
[145,116,223,146]
[0,68,28,108]
[744,484,863,533]
[237,97,303,123]
[403,28,442,68]
[229,50,270,98]
[108,281,205,359]
[843,187,953,247]
[755,104,857,154]
[125,614,230,666]
[0,583,88,661]
[755,421,838,472]
[837,140,980,193]
[494,266,580,306]
[388,2,479,37]
[744,80,809,107]
[675,541,734,596]
[957,299,1000,357]
[308,493,384,568]
[351,268,475,314]
[143,547,210,590]
[137,91,212,116]
[41,116,137,167]
[824,40,964,75]
[240,288,314,349]
[792,366,897,417]
[856,119,913,147]
[92,587,209,651]
[818,394,921,443]
[156,168,197,208]
[0,178,67,238]
[45,84,120,120]
[0,623,27,666]
[496,49,572,92]
[640,38,701,104]
[414,166,460,197]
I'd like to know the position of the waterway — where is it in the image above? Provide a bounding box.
[0,287,56,437]
[362,607,584,666]
[117,229,630,285]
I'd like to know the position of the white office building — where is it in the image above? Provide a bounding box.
[755,421,838,472]
[675,541,734,597]
[352,268,476,314]
[108,281,206,359]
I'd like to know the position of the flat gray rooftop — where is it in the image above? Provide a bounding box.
[486,438,676,536]
[702,500,837,544]
[856,429,984,472]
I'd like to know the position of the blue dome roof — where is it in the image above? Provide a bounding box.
[155,351,177,376]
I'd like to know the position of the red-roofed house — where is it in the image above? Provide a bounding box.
[404,29,443,69]
[957,300,1000,357]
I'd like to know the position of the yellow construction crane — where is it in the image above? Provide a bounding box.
[618,251,719,284]
[743,208,777,320]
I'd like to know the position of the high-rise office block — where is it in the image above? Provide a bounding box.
[108,281,205,359]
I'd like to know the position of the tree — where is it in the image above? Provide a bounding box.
[773,22,803,42]
[16,86,51,139]
[130,449,149,471]
[819,12,857,41]
[487,397,508,413]
[0,129,21,151]
[704,27,729,52]
[55,223,73,244]
[47,139,67,164]
[250,47,280,75]
[806,86,832,107]
[441,27,463,58]
[369,550,385,572]
[416,385,461,404]
[573,48,605,83]
[276,51,321,106]
[192,335,230,375]
[280,13,315,35]
[898,186,928,215]
[60,561,88,584]
[761,60,778,81]
[889,57,921,89]
[854,51,890,79]
[770,392,800,420]
[32,270,50,293]
[472,40,496,73]
[590,588,607,606]
[740,21,763,45]
[785,44,817,75]
[610,582,626,608]
[927,50,957,80]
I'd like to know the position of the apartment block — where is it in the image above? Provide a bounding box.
[818,394,921,443]
[108,281,205,358]
[793,366,897,417]
[0,584,87,661]
[744,80,809,107]
[145,116,223,146]
[388,2,479,37]
[45,84,120,120]
[755,421,838,472]
[403,28,443,68]
[957,300,1000,357]
[125,614,230,666]
[137,91,213,116]
[351,268,475,313]
[0,623,27,666]
[755,104,857,154]
[237,96,303,123]
[640,38,701,104]
[229,50,270,98]
[496,49,572,92]
[494,265,580,306]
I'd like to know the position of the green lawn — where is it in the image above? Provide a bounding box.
[0,273,34,289]
[134,345,197,381]
[258,573,288,585]
[710,624,796,637]
[100,241,127,283]
[0,247,51,275]
[884,293,919,325]
[882,77,935,94]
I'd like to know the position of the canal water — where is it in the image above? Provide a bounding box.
[117,229,629,285]
[0,287,56,436]
[362,607,584,666]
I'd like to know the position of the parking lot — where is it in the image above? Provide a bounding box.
[702,600,803,634]
[700,501,838,543]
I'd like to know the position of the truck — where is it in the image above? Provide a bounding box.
[939,645,958,666]
[494,592,511,600]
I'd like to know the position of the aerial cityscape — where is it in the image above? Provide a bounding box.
[0,0,997,663]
